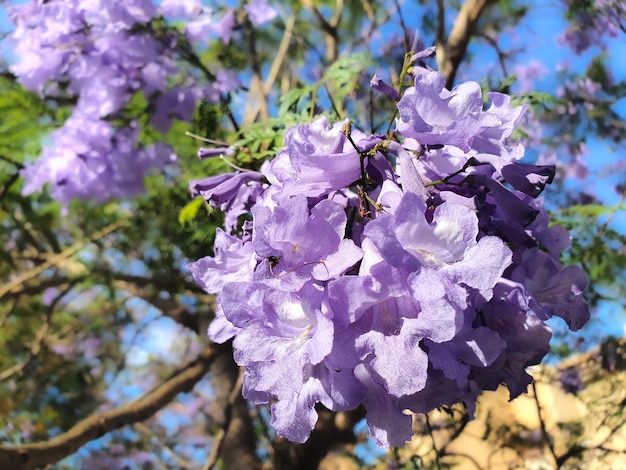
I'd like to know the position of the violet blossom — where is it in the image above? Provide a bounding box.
[9,0,240,202]
[185,52,590,449]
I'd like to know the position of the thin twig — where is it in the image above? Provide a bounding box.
[444,451,484,470]
[425,414,442,469]
[477,32,509,78]
[0,308,48,380]
[359,0,375,21]
[303,0,342,62]
[392,0,410,52]
[0,153,24,169]
[176,41,240,132]
[531,381,560,468]
[0,297,18,329]
[133,422,196,470]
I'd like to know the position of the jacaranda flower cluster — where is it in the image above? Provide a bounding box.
[9,0,274,203]
[189,64,590,447]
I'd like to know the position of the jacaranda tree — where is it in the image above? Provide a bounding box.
[0,0,624,468]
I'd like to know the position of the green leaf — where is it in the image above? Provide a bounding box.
[557,203,626,218]
[178,197,207,226]
[278,85,317,116]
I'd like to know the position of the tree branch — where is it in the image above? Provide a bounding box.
[133,422,195,470]
[348,2,395,55]
[203,367,244,470]
[436,0,446,58]
[0,346,224,470]
[0,297,18,329]
[0,220,128,300]
[1,275,85,299]
[111,278,213,334]
[531,381,559,468]
[242,8,269,125]
[391,0,410,52]
[206,348,261,469]
[360,0,375,21]
[0,283,74,382]
[95,270,207,297]
[436,0,496,89]
[0,313,50,381]
[264,16,296,95]
[243,15,296,125]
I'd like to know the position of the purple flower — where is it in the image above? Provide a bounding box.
[190,171,263,210]
[387,142,427,199]
[329,263,432,397]
[426,325,506,387]
[187,230,256,343]
[189,170,264,232]
[186,9,235,44]
[197,146,235,159]
[151,88,202,133]
[42,288,60,306]
[558,1,620,54]
[160,0,200,18]
[370,74,399,100]
[251,196,363,291]
[245,0,277,25]
[352,364,414,447]
[514,60,547,93]
[221,281,336,442]
[9,0,234,203]
[469,174,540,227]
[188,229,257,294]
[473,153,555,197]
[365,191,512,300]
[559,368,584,395]
[396,69,500,152]
[324,190,513,444]
[474,285,552,398]
[410,46,436,63]
[472,92,528,159]
[21,114,176,203]
[526,202,572,258]
[263,117,381,198]
[186,59,590,449]
[511,248,590,331]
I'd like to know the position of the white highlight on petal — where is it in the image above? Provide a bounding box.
[433,220,463,245]
[276,299,309,327]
